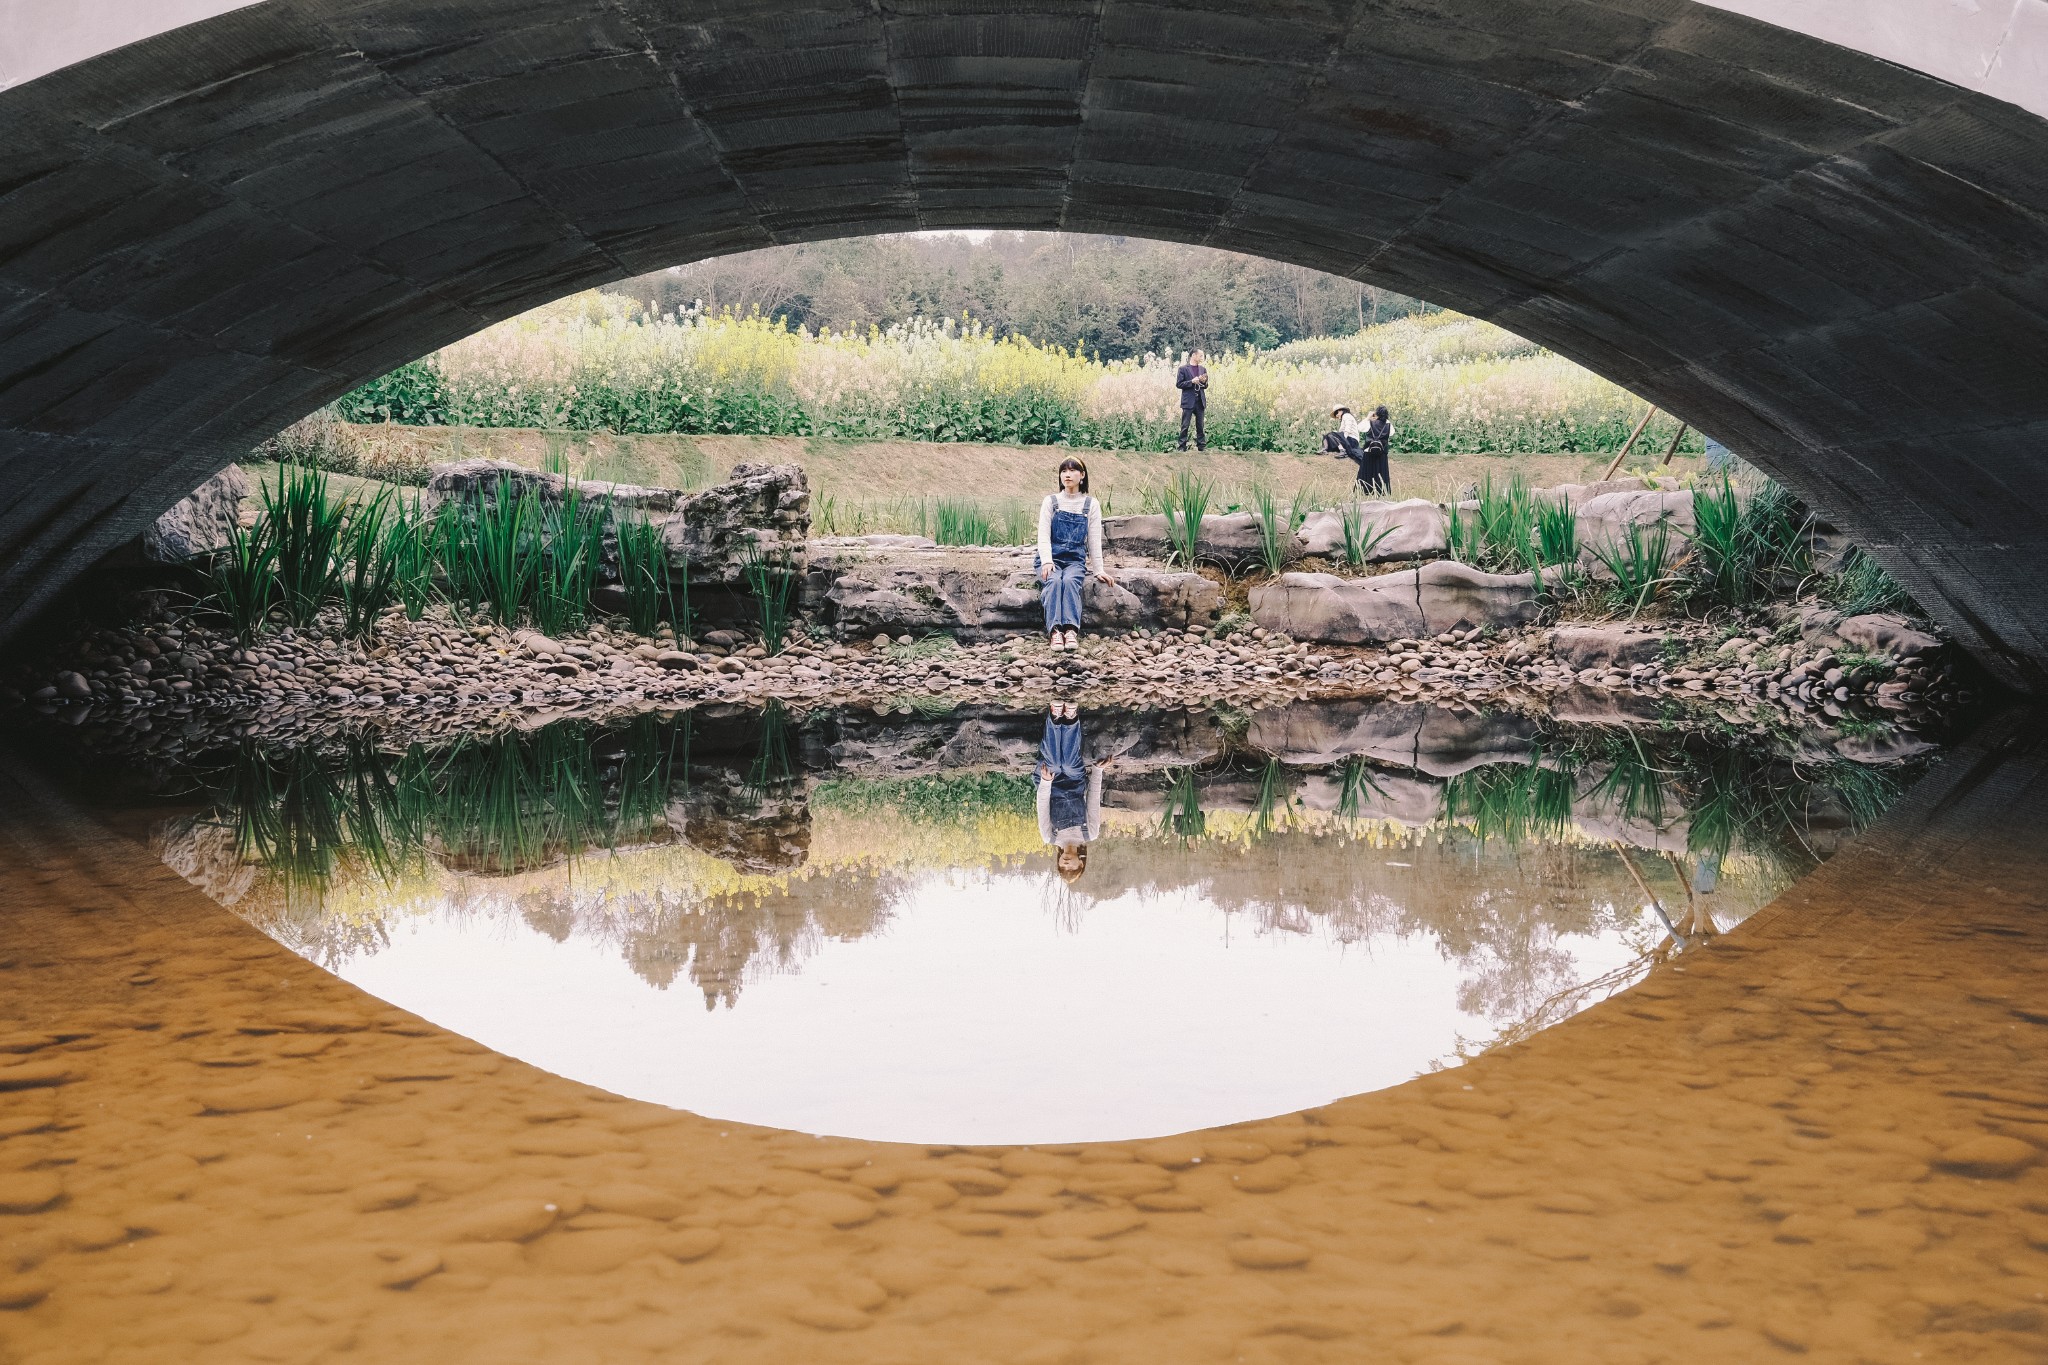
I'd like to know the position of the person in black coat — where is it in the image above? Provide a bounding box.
[1175,350,1208,451]
[1359,405,1392,495]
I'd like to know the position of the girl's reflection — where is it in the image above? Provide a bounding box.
[1037,701,1112,883]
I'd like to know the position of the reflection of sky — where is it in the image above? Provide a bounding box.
[336,867,1656,1144]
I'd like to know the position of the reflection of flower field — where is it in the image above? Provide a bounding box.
[338,294,1699,456]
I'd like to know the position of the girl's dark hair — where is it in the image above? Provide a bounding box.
[1373,405,1389,421]
[1056,456,1090,494]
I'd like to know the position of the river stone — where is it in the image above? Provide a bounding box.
[0,1172,63,1214]
[1249,561,1538,644]
[142,465,251,563]
[1294,499,1446,561]
[1227,1237,1311,1270]
[1836,613,1940,659]
[1548,625,1668,671]
[1934,1135,2038,1178]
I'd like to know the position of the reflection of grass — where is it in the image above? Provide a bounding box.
[207,717,685,888]
[1159,767,1207,841]
[815,772,1033,824]
[1443,758,1577,844]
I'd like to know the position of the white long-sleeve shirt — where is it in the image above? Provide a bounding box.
[1036,492,1104,574]
[1337,411,1360,442]
[1037,764,1105,846]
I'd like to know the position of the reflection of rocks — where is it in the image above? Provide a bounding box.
[809,705,1228,777]
[155,814,262,908]
[673,776,811,875]
[1248,699,1538,777]
[810,542,1220,641]
[1250,562,1538,644]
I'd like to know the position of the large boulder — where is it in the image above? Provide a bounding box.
[1575,490,1694,567]
[1835,612,1940,659]
[1249,560,1539,643]
[426,458,809,588]
[810,543,1221,641]
[1547,624,1669,672]
[662,462,809,586]
[1103,511,1300,568]
[1536,476,1651,509]
[1294,499,1446,561]
[142,465,252,563]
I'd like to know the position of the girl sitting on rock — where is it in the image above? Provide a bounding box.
[1036,457,1114,650]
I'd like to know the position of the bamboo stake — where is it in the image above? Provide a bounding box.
[1659,422,1691,467]
[1600,405,1659,481]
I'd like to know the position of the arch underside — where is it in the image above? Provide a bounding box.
[2,1,2045,685]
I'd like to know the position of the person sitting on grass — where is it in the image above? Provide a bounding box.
[1323,405,1365,481]
[1036,456,1114,651]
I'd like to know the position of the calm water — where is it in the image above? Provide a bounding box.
[56,700,1912,1144]
[6,702,2045,1365]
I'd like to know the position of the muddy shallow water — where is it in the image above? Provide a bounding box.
[1,702,2044,1365]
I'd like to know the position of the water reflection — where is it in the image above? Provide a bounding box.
[91,700,1924,1140]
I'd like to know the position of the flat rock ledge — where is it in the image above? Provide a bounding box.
[809,540,1222,641]
[1250,561,1541,644]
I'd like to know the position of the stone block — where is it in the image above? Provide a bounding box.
[1294,499,1446,561]
[1249,561,1539,644]
[811,544,1221,641]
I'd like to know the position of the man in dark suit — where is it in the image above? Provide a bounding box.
[1175,349,1208,451]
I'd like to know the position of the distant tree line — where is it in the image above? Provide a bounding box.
[605,233,1433,361]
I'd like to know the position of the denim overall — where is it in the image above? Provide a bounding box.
[1040,713,1088,836]
[1040,495,1092,632]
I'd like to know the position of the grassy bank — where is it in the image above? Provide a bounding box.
[301,422,1705,536]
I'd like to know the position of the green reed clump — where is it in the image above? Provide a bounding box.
[1444,755,1579,844]
[1685,474,1813,609]
[1534,497,1577,568]
[1337,502,1397,570]
[205,518,279,643]
[1250,484,1288,577]
[742,547,800,654]
[262,462,347,628]
[1445,501,1483,564]
[1825,545,1910,616]
[1590,520,1678,617]
[1160,468,1212,568]
[615,515,676,634]
[385,496,439,622]
[930,497,996,547]
[1473,473,1535,571]
[336,490,403,640]
[532,485,608,637]
[448,476,539,626]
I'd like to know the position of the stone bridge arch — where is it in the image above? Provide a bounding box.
[2,1,2045,685]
